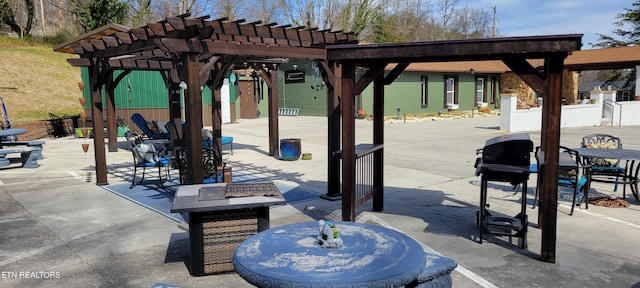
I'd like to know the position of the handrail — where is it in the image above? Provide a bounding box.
[333,143,384,206]
[602,99,622,127]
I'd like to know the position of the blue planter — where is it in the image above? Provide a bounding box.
[280,138,301,161]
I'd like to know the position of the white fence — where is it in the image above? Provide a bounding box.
[500,90,640,132]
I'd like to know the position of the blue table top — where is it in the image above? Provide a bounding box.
[0,128,26,137]
[233,221,427,288]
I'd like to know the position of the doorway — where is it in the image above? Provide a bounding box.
[239,79,259,119]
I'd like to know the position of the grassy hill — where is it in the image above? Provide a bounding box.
[0,36,84,124]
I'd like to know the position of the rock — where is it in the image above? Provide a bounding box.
[478,106,491,113]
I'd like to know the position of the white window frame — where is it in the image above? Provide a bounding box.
[421,76,428,108]
[476,77,485,105]
[446,77,455,105]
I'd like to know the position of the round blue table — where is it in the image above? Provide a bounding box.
[233,221,427,287]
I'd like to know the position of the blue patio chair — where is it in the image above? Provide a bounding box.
[533,146,591,215]
[130,113,170,140]
[203,134,234,155]
[125,131,171,188]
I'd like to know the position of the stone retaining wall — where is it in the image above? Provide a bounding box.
[11,118,75,141]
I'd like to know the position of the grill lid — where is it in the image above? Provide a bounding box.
[475,133,533,181]
[481,133,533,167]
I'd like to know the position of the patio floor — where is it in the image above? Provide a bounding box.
[1,115,639,287]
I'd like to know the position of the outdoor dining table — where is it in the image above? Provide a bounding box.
[233,221,456,288]
[572,147,640,201]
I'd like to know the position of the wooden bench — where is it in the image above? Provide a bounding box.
[1,140,45,159]
[0,147,39,168]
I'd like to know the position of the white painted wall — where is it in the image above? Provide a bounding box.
[500,89,640,132]
[221,79,231,124]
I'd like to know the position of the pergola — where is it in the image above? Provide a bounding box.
[54,15,582,263]
[53,15,357,186]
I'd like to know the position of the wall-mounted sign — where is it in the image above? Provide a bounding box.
[285,69,306,83]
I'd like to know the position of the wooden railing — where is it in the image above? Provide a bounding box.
[334,143,384,208]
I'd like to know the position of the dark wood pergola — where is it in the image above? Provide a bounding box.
[53,15,357,187]
[323,35,582,263]
[54,16,582,263]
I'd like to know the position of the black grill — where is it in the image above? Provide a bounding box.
[474,133,533,248]
[475,133,533,182]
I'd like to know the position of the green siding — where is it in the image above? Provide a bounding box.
[278,61,328,116]
[81,69,221,109]
[114,71,167,108]
[81,63,499,118]
[361,71,501,117]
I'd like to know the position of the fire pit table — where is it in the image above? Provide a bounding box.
[171,182,286,276]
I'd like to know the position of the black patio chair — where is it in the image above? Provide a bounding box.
[533,146,591,215]
[581,134,625,191]
[165,121,226,184]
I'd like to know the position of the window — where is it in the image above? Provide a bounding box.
[475,76,487,106]
[444,75,458,108]
[421,76,428,107]
[490,77,497,105]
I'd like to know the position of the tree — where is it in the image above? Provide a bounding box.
[244,0,283,24]
[279,0,344,29]
[593,0,640,47]
[436,0,457,40]
[339,0,375,38]
[0,0,35,36]
[130,0,152,27]
[448,5,491,39]
[592,1,640,91]
[71,0,129,33]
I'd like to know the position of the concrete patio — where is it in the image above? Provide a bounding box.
[1,115,639,287]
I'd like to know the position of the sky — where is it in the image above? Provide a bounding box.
[460,0,637,49]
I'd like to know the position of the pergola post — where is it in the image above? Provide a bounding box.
[540,55,565,263]
[259,67,280,158]
[182,53,204,184]
[105,75,118,152]
[372,72,384,211]
[88,64,108,185]
[326,62,341,198]
[340,63,356,221]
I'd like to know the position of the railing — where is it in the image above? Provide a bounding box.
[602,99,622,127]
[334,144,384,207]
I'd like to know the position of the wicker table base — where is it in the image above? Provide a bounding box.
[198,209,259,274]
[171,182,286,276]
